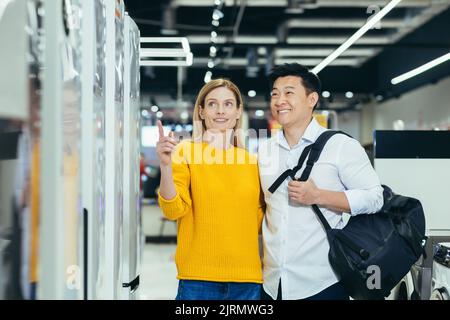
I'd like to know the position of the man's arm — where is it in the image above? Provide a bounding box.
[288,137,383,215]
[287,179,350,213]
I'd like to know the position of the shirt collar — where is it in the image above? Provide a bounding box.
[275,117,323,150]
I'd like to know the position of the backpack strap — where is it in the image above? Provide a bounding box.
[298,130,352,231]
[297,130,351,182]
[267,129,352,231]
[268,144,313,194]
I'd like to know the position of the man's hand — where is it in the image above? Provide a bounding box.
[288,179,321,205]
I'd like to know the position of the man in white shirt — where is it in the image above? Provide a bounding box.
[258,63,384,300]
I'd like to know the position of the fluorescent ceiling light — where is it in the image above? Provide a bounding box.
[277,58,359,67]
[391,52,450,85]
[140,48,187,58]
[286,18,404,29]
[275,48,375,57]
[181,38,190,53]
[140,60,192,67]
[287,36,390,45]
[186,52,193,66]
[312,0,402,74]
[141,37,188,44]
[191,57,358,67]
[234,36,278,44]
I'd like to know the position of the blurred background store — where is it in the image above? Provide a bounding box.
[1,0,450,300]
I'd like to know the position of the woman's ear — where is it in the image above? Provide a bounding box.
[199,106,204,119]
[236,104,243,119]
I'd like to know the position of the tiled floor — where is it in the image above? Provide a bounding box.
[139,243,178,300]
[139,203,178,300]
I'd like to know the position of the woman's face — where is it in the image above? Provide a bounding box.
[199,86,242,132]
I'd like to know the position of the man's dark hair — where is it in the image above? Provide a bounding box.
[268,63,322,108]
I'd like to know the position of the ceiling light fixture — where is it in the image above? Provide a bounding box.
[204,71,212,83]
[255,110,264,117]
[212,9,224,21]
[312,0,402,74]
[391,52,450,85]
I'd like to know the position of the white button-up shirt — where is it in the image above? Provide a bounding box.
[258,118,383,300]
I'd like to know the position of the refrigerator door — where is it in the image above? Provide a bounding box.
[39,0,83,299]
[121,13,142,300]
[81,0,107,300]
[103,0,125,299]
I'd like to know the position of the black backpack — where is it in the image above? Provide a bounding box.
[268,130,427,300]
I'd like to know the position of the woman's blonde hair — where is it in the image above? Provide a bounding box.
[192,78,244,148]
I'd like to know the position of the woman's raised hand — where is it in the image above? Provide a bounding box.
[156,120,178,167]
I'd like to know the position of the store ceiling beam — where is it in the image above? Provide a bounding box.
[172,0,433,7]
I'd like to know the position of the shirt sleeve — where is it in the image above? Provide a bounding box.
[157,142,192,220]
[336,137,384,215]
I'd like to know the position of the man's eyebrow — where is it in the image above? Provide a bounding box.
[271,86,295,91]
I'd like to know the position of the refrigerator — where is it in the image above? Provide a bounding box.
[121,13,142,300]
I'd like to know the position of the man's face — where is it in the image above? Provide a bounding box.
[270,76,318,129]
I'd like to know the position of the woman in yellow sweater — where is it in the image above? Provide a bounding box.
[156,79,264,300]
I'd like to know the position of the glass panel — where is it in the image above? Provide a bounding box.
[61,0,82,299]
[92,0,107,299]
[114,0,125,296]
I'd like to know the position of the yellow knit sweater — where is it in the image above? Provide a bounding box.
[158,141,264,283]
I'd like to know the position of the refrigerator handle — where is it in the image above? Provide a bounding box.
[83,208,88,300]
[122,275,140,292]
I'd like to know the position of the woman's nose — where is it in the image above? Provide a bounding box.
[216,105,225,114]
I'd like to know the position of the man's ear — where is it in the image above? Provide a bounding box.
[309,92,319,110]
